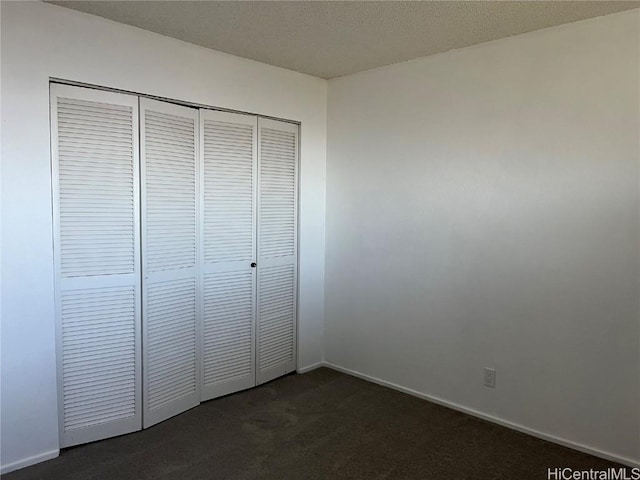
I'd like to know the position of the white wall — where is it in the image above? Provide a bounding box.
[326,10,639,465]
[0,1,326,472]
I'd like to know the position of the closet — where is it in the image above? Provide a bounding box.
[51,84,298,447]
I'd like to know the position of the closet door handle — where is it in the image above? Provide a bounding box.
[251,262,257,268]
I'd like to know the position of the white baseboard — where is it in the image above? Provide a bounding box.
[322,361,640,469]
[297,361,324,374]
[0,449,59,474]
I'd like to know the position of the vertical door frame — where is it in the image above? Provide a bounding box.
[294,123,302,375]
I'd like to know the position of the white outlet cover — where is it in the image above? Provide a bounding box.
[484,368,496,388]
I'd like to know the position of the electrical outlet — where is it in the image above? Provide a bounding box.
[484,368,496,388]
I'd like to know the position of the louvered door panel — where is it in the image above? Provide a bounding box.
[146,278,197,410]
[257,265,295,371]
[141,99,200,428]
[256,118,298,385]
[203,119,254,263]
[200,110,257,401]
[61,286,136,431]
[51,84,141,447]
[203,271,253,387]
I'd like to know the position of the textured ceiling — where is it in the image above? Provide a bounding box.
[47,1,639,79]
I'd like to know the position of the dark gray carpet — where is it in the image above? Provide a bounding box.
[5,368,626,479]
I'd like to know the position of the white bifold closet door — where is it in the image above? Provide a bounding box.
[52,84,298,443]
[256,118,298,385]
[200,110,258,401]
[140,99,200,427]
[51,84,142,447]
